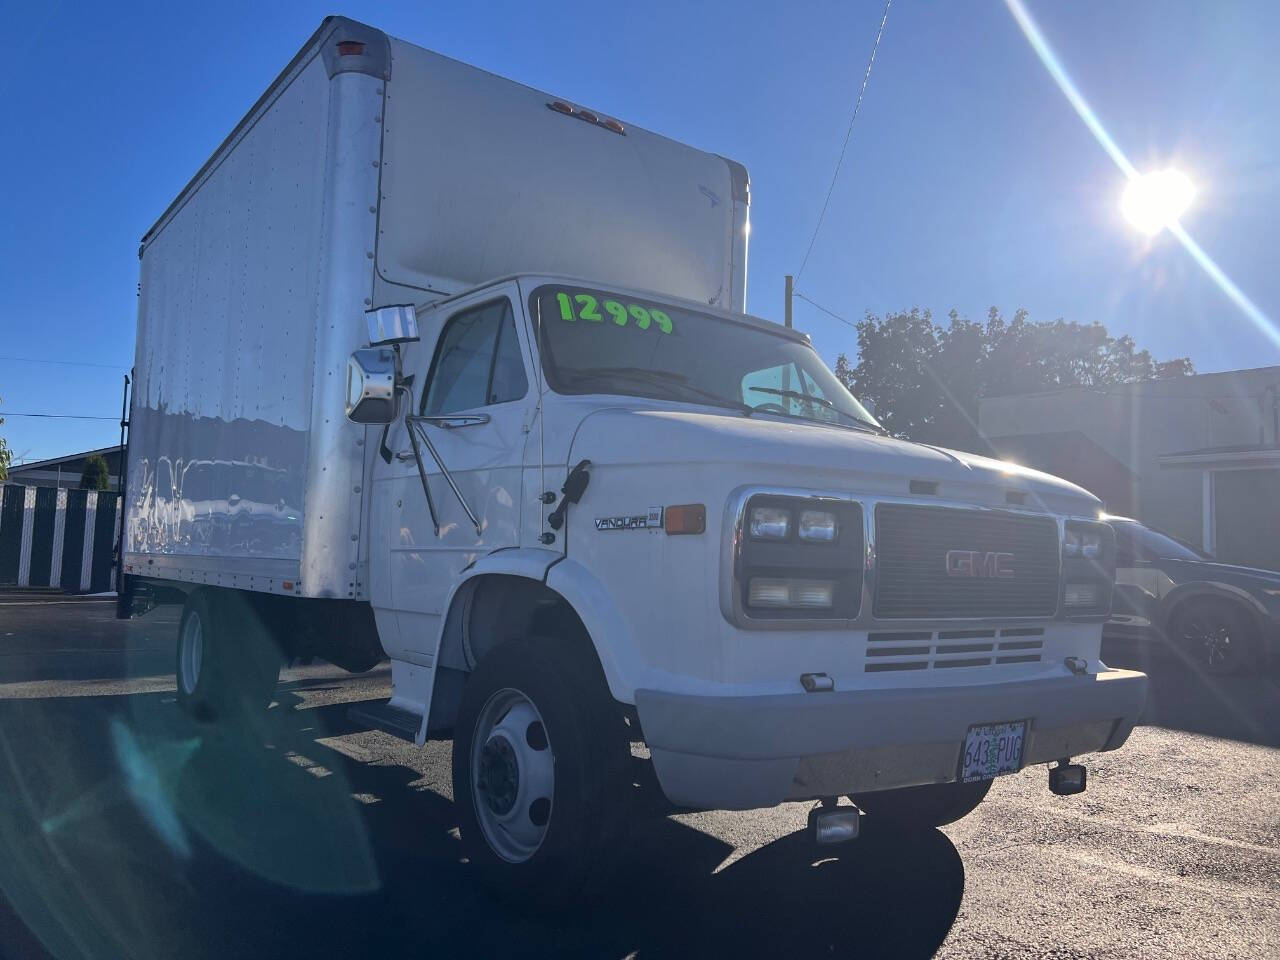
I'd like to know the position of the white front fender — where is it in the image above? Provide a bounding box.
[544,555,644,703]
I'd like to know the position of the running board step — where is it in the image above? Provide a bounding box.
[347,699,421,742]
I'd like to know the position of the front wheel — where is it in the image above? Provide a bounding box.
[851,778,993,830]
[452,637,630,906]
[1170,599,1257,675]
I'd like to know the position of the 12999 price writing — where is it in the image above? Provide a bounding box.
[555,292,674,333]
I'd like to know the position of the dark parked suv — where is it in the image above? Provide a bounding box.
[1105,516,1280,674]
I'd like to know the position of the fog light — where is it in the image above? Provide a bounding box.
[798,509,837,542]
[1063,581,1101,607]
[749,506,790,540]
[808,805,860,845]
[748,578,835,609]
[1049,761,1087,796]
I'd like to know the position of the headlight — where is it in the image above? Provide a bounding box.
[748,577,835,609]
[749,506,790,540]
[798,509,837,542]
[1063,527,1103,559]
[735,494,864,621]
[1060,520,1115,618]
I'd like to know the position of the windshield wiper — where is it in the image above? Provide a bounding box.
[747,386,885,433]
[567,367,754,416]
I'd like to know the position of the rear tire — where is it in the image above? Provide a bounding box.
[1169,599,1257,675]
[852,778,993,830]
[176,589,281,721]
[452,637,630,907]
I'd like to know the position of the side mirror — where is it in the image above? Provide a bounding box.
[346,348,399,424]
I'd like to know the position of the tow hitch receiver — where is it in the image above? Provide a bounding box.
[809,798,860,845]
[1049,759,1087,796]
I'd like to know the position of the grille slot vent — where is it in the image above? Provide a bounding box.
[864,627,1045,672]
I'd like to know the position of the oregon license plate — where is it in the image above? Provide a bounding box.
[960,721,1027,782]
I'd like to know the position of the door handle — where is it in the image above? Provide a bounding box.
[395,451,415,462]
[418,413,490,429]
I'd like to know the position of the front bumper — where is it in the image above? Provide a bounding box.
[636,668,1148,810]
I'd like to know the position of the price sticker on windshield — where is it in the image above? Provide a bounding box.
[553,291,673,334]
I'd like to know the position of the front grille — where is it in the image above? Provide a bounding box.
[874,504,1059,619]
[864,627,1045,672]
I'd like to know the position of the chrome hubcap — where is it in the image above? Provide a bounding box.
[179,611,204,695]
[471,688,554,863]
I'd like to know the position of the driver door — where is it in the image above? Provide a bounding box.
[372,285,535,656]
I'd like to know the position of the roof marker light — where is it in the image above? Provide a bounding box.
[336,41,366,57]
[546,100,625,135]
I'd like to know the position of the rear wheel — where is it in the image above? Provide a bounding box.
[452,637,630,906]
[1170,599,1256,675]
[176,589,281,720]
[176,593,213,716]
[852,778,993,830]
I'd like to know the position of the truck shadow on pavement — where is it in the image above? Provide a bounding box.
[0,681,964,960]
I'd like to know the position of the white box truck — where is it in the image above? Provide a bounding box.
[124,16,1147,901]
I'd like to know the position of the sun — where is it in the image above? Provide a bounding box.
[1120,169,1196,236]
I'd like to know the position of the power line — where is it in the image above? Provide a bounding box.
[794,291,857,328]
[796,0,893,282]
[0,411,118,421]
[0,355,130,370]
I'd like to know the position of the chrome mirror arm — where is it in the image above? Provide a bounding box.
[393,382,441,536]
[403,412,442,537]
[405,415,483,536]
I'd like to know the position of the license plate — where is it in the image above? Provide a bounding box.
[960,720,1027,782]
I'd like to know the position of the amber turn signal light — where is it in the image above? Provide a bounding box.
[664,504,706,535]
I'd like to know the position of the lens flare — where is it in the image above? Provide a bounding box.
[1120,170,1196,236]
[1003,0,1278,348]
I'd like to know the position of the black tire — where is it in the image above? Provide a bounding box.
[452,636,630,907]
[176,589,281,721]
[1169,598,1257,675]
[851,778,993,830]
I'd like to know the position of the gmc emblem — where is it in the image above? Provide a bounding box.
[946,550,1015,579]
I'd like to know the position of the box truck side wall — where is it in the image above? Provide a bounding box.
[125,16,749,601]
[374,38,749,310]
[126,20,385,599]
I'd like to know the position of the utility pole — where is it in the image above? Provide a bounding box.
[784,274,794,329]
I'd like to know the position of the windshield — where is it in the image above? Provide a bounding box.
[1113,519,1207,561]
[529,284,881,430]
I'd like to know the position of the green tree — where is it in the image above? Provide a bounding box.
[80,454,111,491]
[835,308,1193,452]
[0,401,11,483]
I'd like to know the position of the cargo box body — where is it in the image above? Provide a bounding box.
[124,17,749,600]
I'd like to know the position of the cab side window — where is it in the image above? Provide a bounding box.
[422,299,528,415]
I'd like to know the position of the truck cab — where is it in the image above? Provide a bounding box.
[344,272,1147,891]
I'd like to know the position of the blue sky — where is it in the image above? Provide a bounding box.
[2,0,1277,463]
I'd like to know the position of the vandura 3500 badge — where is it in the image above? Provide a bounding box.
[595,507,664,531]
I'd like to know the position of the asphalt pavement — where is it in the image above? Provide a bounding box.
[0,597,1277,959]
